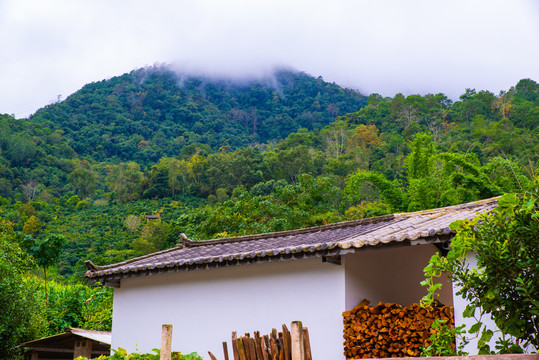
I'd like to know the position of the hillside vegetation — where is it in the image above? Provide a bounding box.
[30,66,367,163]
[0,68,538,356]
[1,72,538,278]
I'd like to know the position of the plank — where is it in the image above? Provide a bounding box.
[254,331,264,360]
[223,341,230,360]
[261,335,270,360]
[290,321,303,360]
[282,324,291,360]
[232,331,240,360]
[237,338,247,360]
[247,337,257,360]
[302,327,311,360]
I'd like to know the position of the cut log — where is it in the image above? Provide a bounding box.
[343,301,455,359]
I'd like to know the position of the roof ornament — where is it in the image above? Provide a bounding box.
[84,260,98,271]
[178,233,195,248]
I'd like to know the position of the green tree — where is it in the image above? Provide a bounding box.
[68,160,97,199]
[423,192,539,352]
[20,234,66,304]
[0,220,45,358]
[107,162,143,203]
[23,215,43,235]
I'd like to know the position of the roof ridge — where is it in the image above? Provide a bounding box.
[181,213,397,247]
[85,197,500,273]
[85,213,397,271]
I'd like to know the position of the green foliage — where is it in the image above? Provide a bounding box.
[69,160,97,199]
[30,66,367,163]
[175,174,345,239]
[422,192,539,352]
[20,234,65,270]
[0,220,46,358]
[2,73,539,357]
[421,319,469,356]
[79,348,203,360]
[44,281,113,334]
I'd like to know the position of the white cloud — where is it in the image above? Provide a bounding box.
[1,0,538,117]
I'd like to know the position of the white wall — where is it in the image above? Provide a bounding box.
[452,252,507,354]
[112,257,346,360]
[344,244,453,309]
[452,253,536,354]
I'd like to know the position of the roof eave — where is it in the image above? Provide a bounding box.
[86,234,453,287]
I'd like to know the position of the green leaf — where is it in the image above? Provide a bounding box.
[462,304,476,318]
[468,322,482,334]
[498,193,518,208]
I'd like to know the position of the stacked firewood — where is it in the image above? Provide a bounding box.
[211,322,312,360]
[343,299,454,359]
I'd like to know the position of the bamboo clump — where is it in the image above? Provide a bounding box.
[343,299,454,359]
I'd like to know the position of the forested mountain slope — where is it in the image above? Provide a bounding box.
[29,66,367,163]
[1,74,538,281]
[2,74,539,351]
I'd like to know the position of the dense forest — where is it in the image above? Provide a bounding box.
[30,66,367,163]
[1,65,538,357]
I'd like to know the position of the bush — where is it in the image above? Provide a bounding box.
[422,192,539,353]
[75,348,202,360]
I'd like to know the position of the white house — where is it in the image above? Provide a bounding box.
[85,197,498,359]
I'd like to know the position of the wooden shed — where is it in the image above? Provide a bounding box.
[19,328,111,360]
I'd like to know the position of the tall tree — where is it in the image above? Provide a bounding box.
[107,162,143,203]
[20,234,65,304]
[0,220,44,357]
[68,160,97,199]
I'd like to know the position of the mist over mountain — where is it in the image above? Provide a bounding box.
[29,65,367,163]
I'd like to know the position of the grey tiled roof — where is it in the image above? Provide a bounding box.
[84,197,498,286]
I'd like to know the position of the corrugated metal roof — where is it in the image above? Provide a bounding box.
[70,328,112,344]
[19,328,111,347]
[85,197,498,286]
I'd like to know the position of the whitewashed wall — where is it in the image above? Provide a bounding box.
[451,252,521,354]
[344,244,453,309]
[112,257,346,360]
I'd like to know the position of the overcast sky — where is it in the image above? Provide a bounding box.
[1,0,538,118]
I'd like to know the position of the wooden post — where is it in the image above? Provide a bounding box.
[30,351,39,360]
[290,321,304,360]
[160,324,173,360]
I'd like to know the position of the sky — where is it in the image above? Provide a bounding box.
[1,0,538,118]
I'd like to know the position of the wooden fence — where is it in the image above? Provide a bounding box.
[209,321,312,360]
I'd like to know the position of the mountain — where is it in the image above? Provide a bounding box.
[29,66,367,164]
